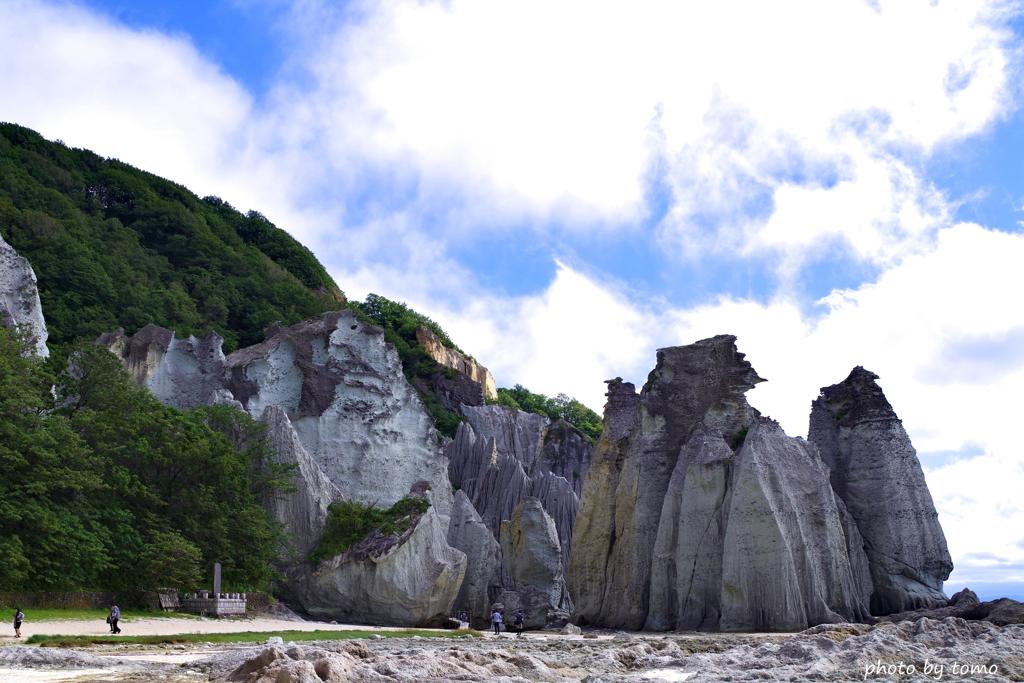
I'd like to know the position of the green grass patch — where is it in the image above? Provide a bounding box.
[0,606,198,622]
[310,496,430,564]
[26,628,482,647]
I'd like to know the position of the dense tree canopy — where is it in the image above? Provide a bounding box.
[0,123,342,354]
[0,328,289,591]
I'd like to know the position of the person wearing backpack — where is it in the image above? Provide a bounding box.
[13,607,24,638]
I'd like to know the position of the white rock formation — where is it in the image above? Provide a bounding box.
[227,311,452,519]
[0,232,48,356]
[97,325,236,409]
[99,310,462,624]
[260,406,340,557]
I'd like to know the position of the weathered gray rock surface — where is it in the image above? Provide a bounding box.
[0,232,48,356]
[447,405,590,571]
[196,617,1024,683]
[446,490,500,627]
[292,495,466,626]
[570,336,949,632]
[226,311,452,519]
[570,336,766,629]
[809,366,952,615]
[499,497,571,628]
[260,405,339,557]
[445,404,591,626]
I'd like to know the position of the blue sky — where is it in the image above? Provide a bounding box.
[2,0,1023,595]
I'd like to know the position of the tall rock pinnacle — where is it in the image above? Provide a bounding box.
[809,366,952,614]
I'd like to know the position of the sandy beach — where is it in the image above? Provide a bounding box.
[0,615,427,640]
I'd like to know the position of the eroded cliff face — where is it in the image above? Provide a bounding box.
[0,232,48,356]
[569,336,766,629]
[97,325,235,409]
[568,337,934,632]
[445,404,591,625]
[809,367,952,615]
[570,338,952,631]
[415,325,497,400]
[226,312,452,519]
[100,311,461,624]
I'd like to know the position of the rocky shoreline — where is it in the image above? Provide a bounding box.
[2,616,1022,682]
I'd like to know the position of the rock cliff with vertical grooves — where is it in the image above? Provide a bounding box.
[98,310,464,625]
[809,367,952,614]
[0,232,48,356]
[445,404,591,625]
[569,336,946,631]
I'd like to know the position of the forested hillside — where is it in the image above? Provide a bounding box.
[0,123,342,353]
[0,125,604,595]
[0,328,287,591]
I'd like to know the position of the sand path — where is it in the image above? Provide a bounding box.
[2,616,414,639]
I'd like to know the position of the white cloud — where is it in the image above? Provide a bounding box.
[293,0,1016,267]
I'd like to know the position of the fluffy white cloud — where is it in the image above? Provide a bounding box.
[295,0,1015,266]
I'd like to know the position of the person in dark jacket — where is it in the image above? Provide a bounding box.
[13,607,24,638]
[513,611,524,638]
[107,604,121,634]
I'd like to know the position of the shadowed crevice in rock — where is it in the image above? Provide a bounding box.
[444,404,591,627]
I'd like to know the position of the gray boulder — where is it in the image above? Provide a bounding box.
[498,497,570,627]
[0,232,48,356]
[809,366,952,614]
[293,499,466,626]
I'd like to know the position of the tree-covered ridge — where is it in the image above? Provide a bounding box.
[496,385,603,441]
[0,123,342,353]
[0,327,289,592]
[356,293,463,353]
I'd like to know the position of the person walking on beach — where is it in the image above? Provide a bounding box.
[13,607,23,638]
[490,609,502,636]
[513,610,524,638]
[107,604,121,634]
[457,610,468,629]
